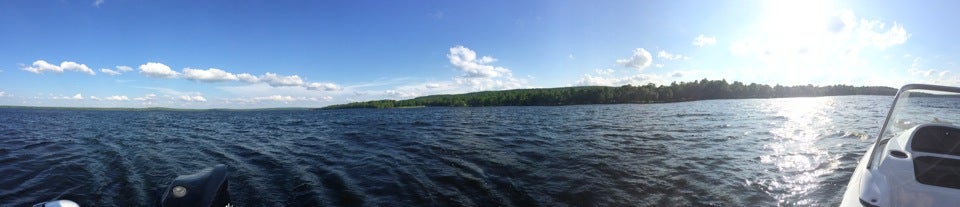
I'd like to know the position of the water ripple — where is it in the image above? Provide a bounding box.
[0,96,889,206]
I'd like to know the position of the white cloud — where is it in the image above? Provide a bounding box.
[22,60,95,75]
[93,0,104,7]
[61,62,95,75]
[133,94,157,101]
[139,62,179,78]
[182,68,239,82]
[453,76,526,91]
[657,50,686,61]
[0,91,6,97]
[447,45,511,78]
[385,90,418,98]
[63,93,84,100]
[260,73,304,87]
[179,95,207,102]
[669,70,700,78]
[101,68,121,76]
[692,34,717,47]
[237,73,259,83]
[100,65,132,76]
[105,95,129,101]
[224,95,322,104]
[22,60,58,73]
[595,68,614,75]
[256,95,295,102]
[116,65,133,72]
[616,48,653,70]
[89,96,101,101]
[573,74,665,87]
[305,82,342,91]
[856,20,910,49]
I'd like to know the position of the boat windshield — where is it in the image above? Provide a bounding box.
[878,85,960,142]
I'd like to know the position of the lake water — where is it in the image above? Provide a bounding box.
[0,96,891,206]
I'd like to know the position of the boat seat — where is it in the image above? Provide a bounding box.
[911,125,960,156]
[912,125,960,189]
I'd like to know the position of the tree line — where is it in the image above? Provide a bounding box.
[321,79,897,109]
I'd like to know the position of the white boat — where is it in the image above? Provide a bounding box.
[842,84,960,207]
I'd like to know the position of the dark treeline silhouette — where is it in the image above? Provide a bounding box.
[321,79,897,109]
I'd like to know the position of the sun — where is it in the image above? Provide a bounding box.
[733,0,858,85]
[757,0,837,48]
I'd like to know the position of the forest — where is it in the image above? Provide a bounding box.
[321,79,897,109]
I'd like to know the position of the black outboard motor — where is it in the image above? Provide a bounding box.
[159,164,231,207]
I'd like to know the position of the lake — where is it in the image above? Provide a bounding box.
[0,95,890,206]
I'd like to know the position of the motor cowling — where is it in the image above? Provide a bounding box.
[159,164,231,207]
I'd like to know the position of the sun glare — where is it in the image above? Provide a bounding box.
[738,0,863,85]
[760,0,836,39]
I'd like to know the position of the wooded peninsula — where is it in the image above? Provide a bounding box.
[321,79,897,109]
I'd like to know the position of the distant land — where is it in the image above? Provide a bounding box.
[321,79,898,109]
[0,105,311,111]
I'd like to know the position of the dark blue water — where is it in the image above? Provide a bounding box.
[0,96,890,206]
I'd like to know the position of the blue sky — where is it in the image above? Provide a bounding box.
[0,0,956,108]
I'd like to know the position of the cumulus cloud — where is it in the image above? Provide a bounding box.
[253,95,304,102]
[305,82,342,91]
[61,62,95,75]
[182,68,239,82]
[669,70,700,78]
[100,68,121,75]
[385,90,418,98]
[223,95,323,104]
[344,46,529,100]
[616,48,653,70]
[856,20,910,49]
[60,93,84,100]
[260,73,304,87]
[22,60,95,75]
[692,34,717,47]
[573,74,664,87]
[105,95,129,101]
[657,50,687,60]
[116,65,133,72]
[179,95,207,102]
[447,45,512,78]
[139,62,178,78]
[595,68,614,75]
[133,94,157,101]
[237,73,259,83]
[101,65,133,76]
[0,91,6,97]
[454,76,526,91]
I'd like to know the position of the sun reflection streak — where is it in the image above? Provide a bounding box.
[757,97,841,205]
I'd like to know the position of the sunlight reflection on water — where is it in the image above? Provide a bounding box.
[759,97,842,206]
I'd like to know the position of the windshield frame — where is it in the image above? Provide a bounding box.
[868,84,960,169]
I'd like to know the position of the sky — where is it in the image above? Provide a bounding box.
[0,0,958,108]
